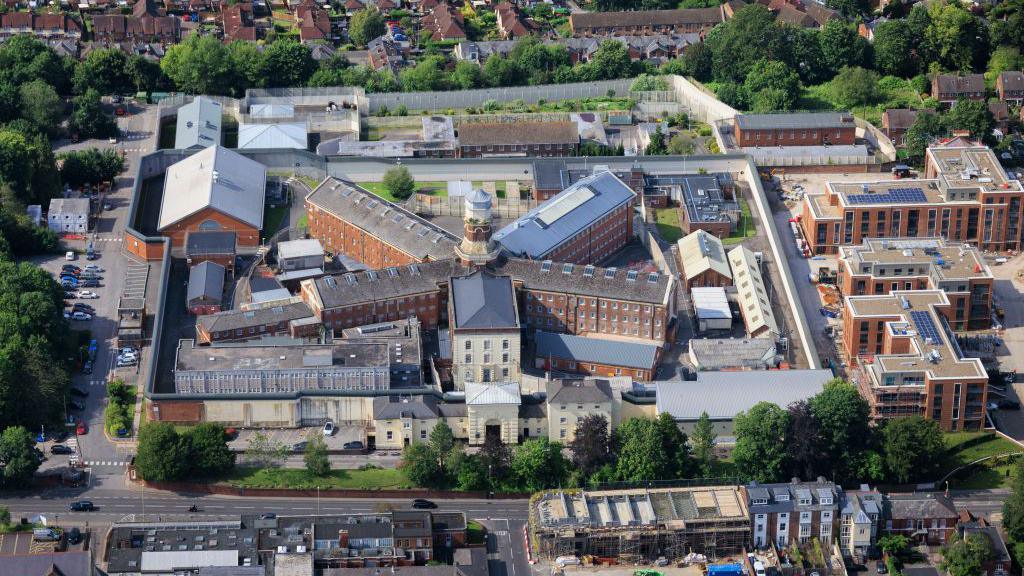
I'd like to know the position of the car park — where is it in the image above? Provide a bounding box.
[73,303,95,313]
[51,444,74,455]
[71,311,92,321]
[80,280,100,287]
[84,265,103,273]
[69,501,95,512]
[70,386,89,397]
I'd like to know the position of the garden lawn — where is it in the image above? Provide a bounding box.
[798,76,928,129]
[262,203,289,236]
[943,432,1023,489]
[222,467,411,490]
[724,197,757,246]
[654,208,683,243]
[357,181,449,202]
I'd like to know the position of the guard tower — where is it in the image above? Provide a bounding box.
[455,188,501,266]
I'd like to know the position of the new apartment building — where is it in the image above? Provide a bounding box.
[801,144,1024,254]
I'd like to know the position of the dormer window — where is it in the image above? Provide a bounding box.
[752,498,768,506]
[821,497,833,505]
[799,498,812,506]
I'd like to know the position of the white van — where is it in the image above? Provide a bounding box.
[65,251,76,261]
[754,561,766,576]
[555,556,580,567]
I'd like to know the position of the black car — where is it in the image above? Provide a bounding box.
[292,441,309,452]
[61,266,81,273]
[343,441,364,450]
[81,280,100,287]
[69,501,95,512]
[70,386,89,397]
[260,513,277,520]
[51,444,74,455]
[70,399,86,411]
[73,303,95,313]
[999,399,1021,410]
[67,527,82,544]
[82,362,92,375]
[412,499,437,509]
[876,560,888,574]
[64,291,76,299]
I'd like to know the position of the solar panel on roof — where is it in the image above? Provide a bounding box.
[846,187,927,205]
[910,310,942,344]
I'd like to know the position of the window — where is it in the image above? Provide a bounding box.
[483,340,491,350]
[464,354,472,363]
[465,341,472,350]
[502,353,509,363]
[387,431,393,440]
[420,430,427,439]
[502,339,509,349]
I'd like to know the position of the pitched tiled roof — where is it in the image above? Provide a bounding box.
[999,71,1024,93]
[537,331,659,370]
[492,257,673,305]
[545,378,614,404]
[450,270,518,329]
[187,261,225,303]
[735,112,854,130]
[570,6,728,29]
[933,74,984,95]
[196,301,314,334]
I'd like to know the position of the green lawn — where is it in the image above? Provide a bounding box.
[944,432,1023,489]
[654,208,683,243]
[222,467,411,490]
[467,520,486,544]
[357,181,449,202]
[299,176,323,190]
[723,196,757,246]
[798,76,928,129]
[262,203,289,236]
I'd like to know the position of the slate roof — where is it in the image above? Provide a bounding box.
[305,260,457,310]
[185,231,237,256]
[888,493,958,520]
[175,96,222,150]
[306,177,458,262]
[278,238,324,260]
[544,378,614,404]
[450,270,519,330]
[49,197,90,216]
[0,550,94,576]
[746,479,838,513]
[491,257,673,305]
[237,122,307,150]
[734,112,854,131]
[655,369,832,420]
[883,108,928,131]
[457,121,579,147]
[196,301,314,334]
[187,261,225,304]
[373,395,440,419]
[159,145,266,230]
[465,381,521,405]
[570,6,728,29]
[493,171,636,259]
[999,71,1024,93]
[933,73,985,95]
[536,332,659,370]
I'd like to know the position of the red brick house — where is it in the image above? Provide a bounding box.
[931,74,985,105]
[296,0,332,43]
[996,71,1024,105]
[221,4,256,41]
[885,493,958,545]
[421,2,466,40]
[93,0,180,43]
[733,112,856,147]
[881,108,933,146]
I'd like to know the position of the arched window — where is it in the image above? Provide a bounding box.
[198,220,221,230]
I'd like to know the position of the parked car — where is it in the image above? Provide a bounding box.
[67,527,82,545]
[343,441,364,450]
[292,441,309,452]
[84,265,103,273]
[73,304,95,313]
[76,421,87,435]
[116,359,136,368]
[82,361,92,374]
[70,386,89,397]
[64,291,76,299]
[69,400,86,411]
[77,291,98,299]
[876,561,888,574]
[71,311,92,321]
[65,251,75,261]
[51,444,74,455]
[69,501,95,512]
[322,421,335,436]
[260,513,277,520]
[80,280,99,287]
[224,427,238,439]
[411,499,437,509]
[62,265,81,273]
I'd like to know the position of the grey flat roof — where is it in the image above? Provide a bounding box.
[536,331,659,370]
[278,238,324,260]
[175,96,223,150]
[734,112,854,131]
[48,197,90,215]
[493,170,636,259]
[176,338,388,372]
[450,270,518,329]
[655,369,832,420]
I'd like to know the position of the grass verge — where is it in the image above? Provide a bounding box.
[221,467,411,490]
[723,196,757,246]
[654,208,683,243]
[467,520,486,544]
[944,432,1023,489]
[262,203,289,236]
[357,181,448,202]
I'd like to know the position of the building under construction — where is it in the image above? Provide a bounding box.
[532,486,750,563]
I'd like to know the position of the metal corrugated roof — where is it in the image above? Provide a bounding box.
[141,549,238,572]
[238,122,308,150]
[728,245,779,336]
[654,369,831,420]
[278,238,324,260]
[678,230,731,281]
[159,145,266,230]
[493,170,636,259]
[175,96,223,150]
[535,331,659,370]
[465,381,521,405]
[690,287,730,320]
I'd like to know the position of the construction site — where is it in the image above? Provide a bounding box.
[531,486,751,564]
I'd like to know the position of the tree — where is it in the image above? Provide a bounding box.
[160,35,239,96]
[263,41,316,88]
[482,54,525,87]
[1003,459,1024,541]
[349,9,385,47]
[304,435,330,477]
[478,433,510,486]
[751,88,793,113]
[0,426,39,488]
[819,20,868,75]
[904,110,946,161]
[70,89,117,139]
[656,412,692,479]
[127,55,164,95]
[451,61,482,89]
[941,532,993,576]
[135,423,190,481]
[873,20,920,78]
[399,55,450,91]
[881,416,945,484]
[878,535,911,558]
[586,40,634,81]
[227,41,266,93]
[733,402,790,483]
[614,417,666,482]
[73,49,132,96]
[568,414,611,480]
[382,166,415,200]
[631,74,668,92]
[668,132,695,155]
[511,438,568,492]
[59,148,124,188]
[990,0,1024,50]
[986,47,1024,83]
[691,411,717,476]
[18,80,62,135]
[187,423,235,477]
[0,129,33,200]
[924,2,989,73]
[245,431,288,468]
[785,400,825,480]
[744,59,800,111]
[945,99,996,142]
[453,453,488,491]
[809,379,871,483]
[428,421,456,476]
[401,443,440,487]
[645,125,667,155]
[705,5,790,84]
[831,66,880,109]
[0,505,10,527]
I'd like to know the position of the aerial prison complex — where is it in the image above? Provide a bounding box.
[120,128,828,449]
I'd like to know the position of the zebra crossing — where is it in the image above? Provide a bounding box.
[92,237,123,242]
[90,379,107,387]
[81,460,130,467]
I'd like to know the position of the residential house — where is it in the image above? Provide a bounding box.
[746,478,840,549]
[368,36,407,74]
[839,488,884,560]
[92,0,180,43]
[568,4,740,37]
[885,493,958,545]
[0,13,82,42]
[296,0,332,43]
[881,109,932,146]
[421,2,466,41]
[931,74,985,106]
[997,71,1024,105]
[758,0,839,28]
[990,101,1010,134]
[957,512,1010,576]
[222,3,257,41]
[495,1,535,39]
